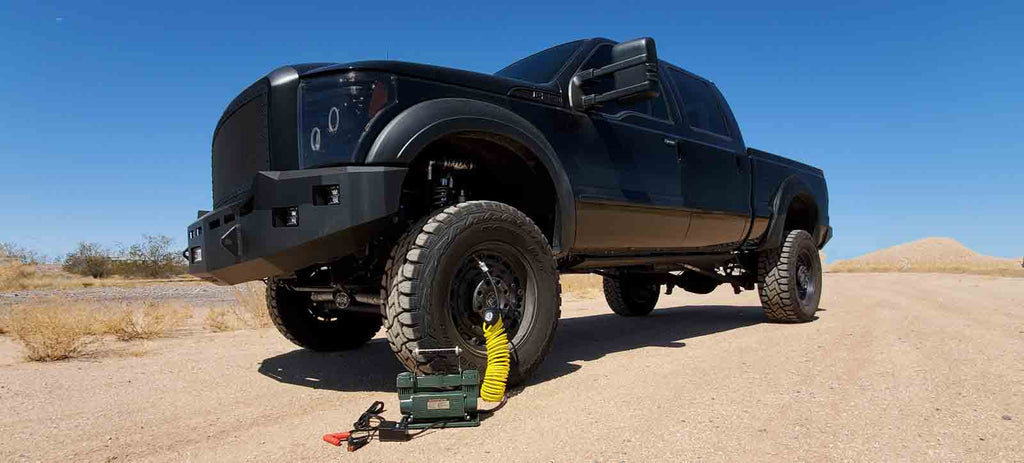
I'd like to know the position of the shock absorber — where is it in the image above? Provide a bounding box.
[432,174,453,209]
[427,159,475,210]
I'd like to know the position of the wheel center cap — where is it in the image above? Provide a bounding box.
[472,279,508,314]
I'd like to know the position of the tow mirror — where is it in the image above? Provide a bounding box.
[569,37,660,111]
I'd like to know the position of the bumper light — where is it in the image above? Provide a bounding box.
[273,206,300,227]
[313,184,341,206]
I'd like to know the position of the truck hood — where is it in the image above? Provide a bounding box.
[295,60,560,96]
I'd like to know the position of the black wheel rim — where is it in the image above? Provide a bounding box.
[448,242,535,356]
[795,250,817,307]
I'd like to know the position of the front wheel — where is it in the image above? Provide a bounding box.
[757,229,822,322]
[383,201,560,385]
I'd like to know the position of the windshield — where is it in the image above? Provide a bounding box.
[495,40,583,84]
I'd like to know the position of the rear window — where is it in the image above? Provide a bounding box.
[668,69,730,136]
[495,40,582,83]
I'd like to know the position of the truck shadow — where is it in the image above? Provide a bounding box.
[525,304,763,387]
[257,304,764,393]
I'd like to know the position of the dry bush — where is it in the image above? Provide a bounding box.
[101,302,190,341]
[113,235,188,278]
[2,262,94,291]
[0,262,36,291]
[61,236,188,280]
[0,261,200,292]
[204,307,237,332]
[1,242,46,264]
[560,273,605,300]
[0,305,10,335]
[205,282,271,332]
[62,242,113,278]
[5,299,193,361]
[6,304,99,361]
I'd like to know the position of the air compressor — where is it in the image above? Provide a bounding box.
[324,307,510,451]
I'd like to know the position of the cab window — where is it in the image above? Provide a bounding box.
[579,44,670,123]
[667,68,730,137]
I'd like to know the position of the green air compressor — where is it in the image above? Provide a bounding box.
[397,349,481,429]
[325,309,510,451]
[396,306,510,430]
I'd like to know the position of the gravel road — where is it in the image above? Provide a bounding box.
[1,273,1021,462]
[0,282,238,307]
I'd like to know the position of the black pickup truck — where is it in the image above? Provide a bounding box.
[186,37,831,382]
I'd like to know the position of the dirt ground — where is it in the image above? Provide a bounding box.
[1,273,1022,462]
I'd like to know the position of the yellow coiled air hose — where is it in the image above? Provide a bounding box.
[480,314,510,403]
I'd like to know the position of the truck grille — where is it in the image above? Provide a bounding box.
[212,79,270,208]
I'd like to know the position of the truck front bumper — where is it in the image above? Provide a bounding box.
[185,166,407,285]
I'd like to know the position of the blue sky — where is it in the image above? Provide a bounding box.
[1,0,1021,261]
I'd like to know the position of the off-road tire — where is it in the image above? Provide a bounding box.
[383,201,561,385]
[267,279,383,351]
[757,229,822,322]
[602,276,660,316]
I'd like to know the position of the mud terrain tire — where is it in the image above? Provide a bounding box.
[603,276,660,316]
[383,201,560,385]
[267,280,382,351]
[757,229,822,322]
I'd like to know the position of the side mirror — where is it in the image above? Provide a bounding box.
[569,37,660,111]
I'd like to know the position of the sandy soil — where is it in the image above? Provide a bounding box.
[829,237,1023,277]
[1,273,1022,462]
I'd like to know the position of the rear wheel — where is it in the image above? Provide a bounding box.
[267,280,383,351]
[757,229,822,322]
[383,201,560,384]
[603,276,660,317]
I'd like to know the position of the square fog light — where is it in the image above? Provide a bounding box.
[273,206,300,227]
[313,184,341,206]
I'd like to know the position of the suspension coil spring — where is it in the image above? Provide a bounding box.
[438,159,475,171]
[432,183,452,209]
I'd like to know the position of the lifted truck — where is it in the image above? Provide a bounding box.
[186,37,831,383]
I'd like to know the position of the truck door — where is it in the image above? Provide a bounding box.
[663,65,751,250]
[571,45,691,252]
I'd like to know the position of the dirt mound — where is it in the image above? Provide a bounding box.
[828,237,1022,277]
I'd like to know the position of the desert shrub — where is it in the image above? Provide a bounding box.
[0,305,10,334]
[203,307,236,332]
[0,262,38,291]
[101,302,190,341]
[0,242,46,264]
[113,235,187,279]
[60,236,187,280]
[0,262,108,291]
[7,305,98,361]
[62,242,113,278]
[205,282,271,332]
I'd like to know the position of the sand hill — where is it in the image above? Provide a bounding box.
[828,237,1023,277]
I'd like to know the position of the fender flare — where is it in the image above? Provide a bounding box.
[758,175,820,250]
[365,98,575,255]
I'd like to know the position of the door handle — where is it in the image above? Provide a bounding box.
[665,138,686,164]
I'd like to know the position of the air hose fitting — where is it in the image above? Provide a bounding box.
[480,308,510,403]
